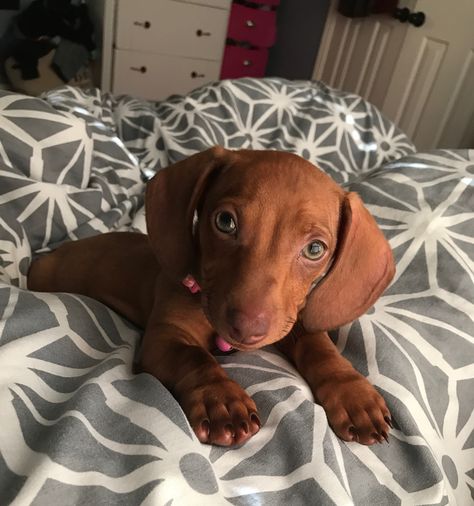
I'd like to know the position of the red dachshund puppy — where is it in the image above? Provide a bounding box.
[28,147,395,446]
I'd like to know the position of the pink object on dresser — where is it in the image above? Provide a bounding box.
[220,0,279,80]
[221,46,268,79]
[226,4,277,48]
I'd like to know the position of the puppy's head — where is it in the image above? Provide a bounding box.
[146,147,394,350]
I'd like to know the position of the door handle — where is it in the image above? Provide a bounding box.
[393,8,426,27]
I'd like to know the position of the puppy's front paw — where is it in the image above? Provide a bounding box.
[179,378,261,446]
[316,372,392,445]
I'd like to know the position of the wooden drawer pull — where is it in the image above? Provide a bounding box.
[196,29,211,37]
[191,71,205,78]
[130,66,147,73]
[133,20,151,29]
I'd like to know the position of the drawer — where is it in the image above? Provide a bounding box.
[112,49,221,100]
[177,0,232,9]
[116,0,230,60]
[226,4,276,48]
[220,46,268,79]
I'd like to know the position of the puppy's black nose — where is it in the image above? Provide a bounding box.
[226,307,270,343]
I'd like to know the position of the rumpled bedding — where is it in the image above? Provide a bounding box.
[0,78,472,505]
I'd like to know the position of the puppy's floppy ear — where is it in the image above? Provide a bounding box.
[145,146,230,280]
[301,192,395,331]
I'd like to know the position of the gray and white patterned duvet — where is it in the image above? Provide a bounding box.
[0,78,472,505]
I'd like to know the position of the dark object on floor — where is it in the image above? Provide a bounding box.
[3,0,95,94]
[52,39,90,82]
[10,39,55,80]
[17,0,95,51]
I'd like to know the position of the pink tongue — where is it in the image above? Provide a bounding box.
[215,335,233,352]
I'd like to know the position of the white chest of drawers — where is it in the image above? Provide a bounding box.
[89,0,231,101]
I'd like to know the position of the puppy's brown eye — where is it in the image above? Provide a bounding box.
[215,211,237,234]
[303,240,326,260]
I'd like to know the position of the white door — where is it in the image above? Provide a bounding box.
[313,0,474,150]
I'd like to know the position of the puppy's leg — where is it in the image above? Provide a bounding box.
[277,330,391,445]
[28,233,157,327]
[140,311,261,447]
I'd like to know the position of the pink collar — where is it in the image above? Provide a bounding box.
[182,275,201,294]
[182,275,233,352]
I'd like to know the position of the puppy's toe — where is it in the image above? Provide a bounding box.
[195,419,211,443]
[206,403,235,446]
[323,406,354,442]
[370,406,391,441]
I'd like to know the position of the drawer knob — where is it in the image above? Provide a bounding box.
[191,71,205,78]
[131,66,147,73]
[246,19,255,28]
[134,20,151,29]
[196,29,211,37]
[243,59,253,67]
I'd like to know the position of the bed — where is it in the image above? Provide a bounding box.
[0,78,472,505]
